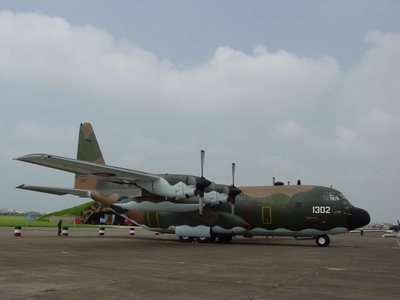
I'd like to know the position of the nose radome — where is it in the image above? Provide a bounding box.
[347,206,371,231]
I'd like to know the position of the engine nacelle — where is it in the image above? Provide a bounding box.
[137,178,230,204]
[138,178,197,199]
[202,191,229,205]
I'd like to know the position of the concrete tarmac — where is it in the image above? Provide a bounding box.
[1,227,399,300]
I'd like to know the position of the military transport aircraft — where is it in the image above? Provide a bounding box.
[15,123,370,247]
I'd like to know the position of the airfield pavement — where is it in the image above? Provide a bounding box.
[0,227,399,300]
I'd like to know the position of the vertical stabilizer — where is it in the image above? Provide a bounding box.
[75,123,105,190]
[74,123,140,203]
[77,123,105,164]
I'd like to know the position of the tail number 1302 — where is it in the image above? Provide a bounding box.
[312,206,331,214]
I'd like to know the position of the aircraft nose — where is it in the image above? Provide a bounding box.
[346,206,371,231]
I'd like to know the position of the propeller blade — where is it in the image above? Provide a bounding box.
[200,150,205,178]
[196,177,211,216]
[232,163,235,186]
[197,150,211,215]
[228,163,241,219]
[199,196,204,215]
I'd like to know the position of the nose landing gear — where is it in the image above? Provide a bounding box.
[315,234,330,247]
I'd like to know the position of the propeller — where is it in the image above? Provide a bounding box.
[195,150,212,215]
[227,163,242,219]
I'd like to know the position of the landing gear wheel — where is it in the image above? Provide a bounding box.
[196,237,215,243]
[179,236,194,243]
[315,234,330,247]
[218,235,233,243]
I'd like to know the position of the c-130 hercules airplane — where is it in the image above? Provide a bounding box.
[15,123,370,247]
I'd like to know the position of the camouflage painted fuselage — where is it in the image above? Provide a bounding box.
[101,183,369,240]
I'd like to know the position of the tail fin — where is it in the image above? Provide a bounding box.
[77,123,105,164]
[74,123,106,190]
[74,123,139,199]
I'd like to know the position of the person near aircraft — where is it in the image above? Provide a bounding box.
[57,219,62,236]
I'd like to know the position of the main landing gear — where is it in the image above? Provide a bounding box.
[180,235,330,246]
[178,236,232,243]
[315,234,330,247]
[179,236,194,243]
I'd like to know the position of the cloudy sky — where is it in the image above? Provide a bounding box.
[1,1,399,223]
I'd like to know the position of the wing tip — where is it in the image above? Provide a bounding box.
[14,153,50,162]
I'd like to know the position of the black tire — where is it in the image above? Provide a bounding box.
[315,234,330,247]
[179,236,194,243]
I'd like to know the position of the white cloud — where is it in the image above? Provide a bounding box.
[274,121,305,138]
[14,121,73,142]
[0,11,168,104]
[335,30,400,118]
[259,155,308,183]
[0,11,341,116]
[172,46,341,115]
[335,109,399,157]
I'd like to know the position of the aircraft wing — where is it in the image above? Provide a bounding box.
[16,184,91,197]
[14,153,160,185]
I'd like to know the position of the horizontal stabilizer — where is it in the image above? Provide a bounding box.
[16,184,91,198]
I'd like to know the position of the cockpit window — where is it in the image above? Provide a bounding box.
[323,190,346,201]
[323,190,350,212]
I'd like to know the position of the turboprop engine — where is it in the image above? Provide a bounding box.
[129,151,242,218]
[137,177,199,199]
